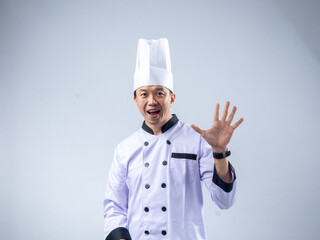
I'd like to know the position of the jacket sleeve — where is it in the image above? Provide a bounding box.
[103,147,132,240]
[198,137,237,209]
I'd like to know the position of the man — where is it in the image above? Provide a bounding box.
[103,38,243,240]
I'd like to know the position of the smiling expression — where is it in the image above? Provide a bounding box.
[134,85,176,133]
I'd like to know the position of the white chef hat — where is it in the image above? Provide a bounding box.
[134,38,173,92]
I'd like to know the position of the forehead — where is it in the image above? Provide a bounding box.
[136,85,168,92]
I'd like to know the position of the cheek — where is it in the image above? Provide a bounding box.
[138,101,147,112]
[162,100,171,110]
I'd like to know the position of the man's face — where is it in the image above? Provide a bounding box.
[134,85,176,128]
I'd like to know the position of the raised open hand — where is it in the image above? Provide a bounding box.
[191,101,244,153]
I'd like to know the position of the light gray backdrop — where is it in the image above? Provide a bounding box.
[1,0,319,239]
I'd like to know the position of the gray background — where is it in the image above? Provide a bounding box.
[1,0,320,239]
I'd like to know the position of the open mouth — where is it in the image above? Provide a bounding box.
[147,110,160,118]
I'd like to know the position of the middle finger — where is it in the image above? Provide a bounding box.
[221,101,230,122]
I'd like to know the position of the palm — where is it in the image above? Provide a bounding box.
[191,101,243,152]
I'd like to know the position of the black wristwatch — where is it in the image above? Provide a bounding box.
[213,149,231,159]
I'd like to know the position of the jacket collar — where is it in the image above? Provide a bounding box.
[142,114,179,135]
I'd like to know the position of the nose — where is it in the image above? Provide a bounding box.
[147,94,158,105]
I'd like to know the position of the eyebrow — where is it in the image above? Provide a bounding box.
[138,87,166,92]
[154,88,165,91]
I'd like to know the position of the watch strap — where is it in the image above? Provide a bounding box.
[213,149,231,159]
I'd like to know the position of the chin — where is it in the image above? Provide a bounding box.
[147,119,160,125]
[146,116,162,124]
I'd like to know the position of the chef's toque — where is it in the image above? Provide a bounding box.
[134,38,173,92]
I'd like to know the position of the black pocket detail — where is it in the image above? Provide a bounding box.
[171,153,197,160]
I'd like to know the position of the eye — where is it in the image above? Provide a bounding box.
[156,92,165,96]
[140,93,147,97]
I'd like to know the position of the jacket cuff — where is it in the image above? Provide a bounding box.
[106,227,132,240]
[212,162,236,193]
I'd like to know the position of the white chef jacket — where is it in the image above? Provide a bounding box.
[103,114,236,240]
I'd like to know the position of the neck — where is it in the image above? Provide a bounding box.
[150,126,162,136]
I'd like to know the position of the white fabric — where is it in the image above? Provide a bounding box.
[134,38,174,92]
[103,120,236,240]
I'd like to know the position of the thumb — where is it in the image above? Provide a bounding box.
[190,124,205,136]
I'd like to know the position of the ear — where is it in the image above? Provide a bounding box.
[170,93,176,106]
[133,96,137,105]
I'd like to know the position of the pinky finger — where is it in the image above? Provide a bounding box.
[232,118,244,130]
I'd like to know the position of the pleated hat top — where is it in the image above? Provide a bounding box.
[134,38,173,92]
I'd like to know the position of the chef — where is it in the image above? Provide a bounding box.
[103,38,244,240]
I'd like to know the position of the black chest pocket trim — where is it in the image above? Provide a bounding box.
[171,153,197,160]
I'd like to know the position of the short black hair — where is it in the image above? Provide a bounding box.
[134,89,173,97]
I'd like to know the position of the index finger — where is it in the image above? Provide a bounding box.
[214,103,220,121]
